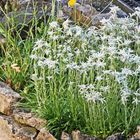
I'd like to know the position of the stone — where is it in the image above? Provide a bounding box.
[92,0,112,11]
[91,13,111,27]
[63,3,111,27]
[63,3,98,27]
[36,128,56,140]
[72,130,100,140]
[15,127,37,140]
[61,131,71,140]
[0,81,20,115]
[0,115,14,140]
[0,114,37,140]
[0,0,51,39]
[128,125,140,140]
[71,130,80,140]
[13,111,47,130]
[106,133,125,140]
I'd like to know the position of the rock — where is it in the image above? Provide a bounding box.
[61,131,71,140]
[71,131,80,140]
[0,115,14,140]
[75,3,98,17]
[15,126,37,140]
[72,130,100,140]
[0,0,51,39]
[92,0,112,11]
[63,3,111,27]
[63,3,98,27]
[13,111,47,130]
[0,81,20,115]
[91,13,111,27]
[128,125,140,140]
[0,114,37,140]
[106,133,125,140]
[117,10,127,18]
[36,128,56,140]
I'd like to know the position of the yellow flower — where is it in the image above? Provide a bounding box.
[68,0,76,7]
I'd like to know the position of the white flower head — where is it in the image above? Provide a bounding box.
[49,21,59,29]
[63,19,71,30]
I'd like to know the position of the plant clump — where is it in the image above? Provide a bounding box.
[0,1,140,139]
[25,7,140,138]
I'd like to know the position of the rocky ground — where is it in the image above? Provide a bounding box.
[0,81,56,140]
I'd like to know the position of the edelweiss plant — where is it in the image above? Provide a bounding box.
[28,7,140,138]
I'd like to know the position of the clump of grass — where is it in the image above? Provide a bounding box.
[21,7,140,138]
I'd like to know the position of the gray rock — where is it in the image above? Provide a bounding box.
[61,132,71,140]
[128,125,140,140]
[36,128,56,140]
[106,133,125,140]
[0,0,51,39]
[0,81,20,115]
[72,130,100,140]
[15,126,37,139]
[91,13,111,27]
[13,111,47,131]
[0,114,37,140]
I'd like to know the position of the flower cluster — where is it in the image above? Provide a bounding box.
[31,7,140,106]
[29,7,140,136]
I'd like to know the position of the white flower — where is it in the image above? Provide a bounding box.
[121,68,133,76]
[66,62,79,70]
[49,21,59,29]
[133,89,140,96]
[78,84,87,90]
[67,53,73,58]
[47,76,53,80]
[121,88,132,105]
[96,76,103,81]
[121,94,129,105]
[35,39,44,47]
[30,54,38,60]
[132,97,140,105]
[131,7,140,18]
[74,26,82,37]
[87,84,95,90]
[38,58,57,69]
[63,19,70,30]
[100,18,110,24]
[31,74,38,81]
[100,86,109,92]
[45,49,51,55]
[80,62,90,70]
[109,6,120,16]
[78,84,88,94]
[66,28,73,36]
[96,60,106,68]
[33,39,45,51]
[136,25,140,32]
[69,81,75,85]
[75,49,80,55]
[123,39,132,46]
[52,35,59,41]
[85,91,105,104]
